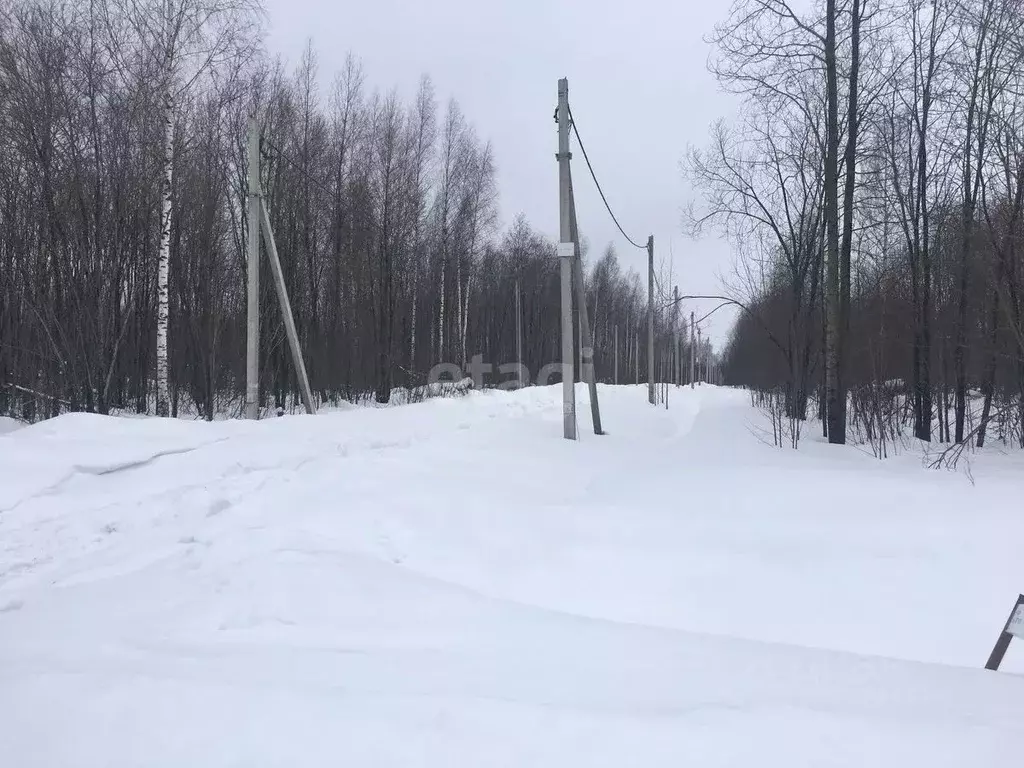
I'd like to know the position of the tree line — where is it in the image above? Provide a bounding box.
[691,0,1024,450]
[0,0,681,422]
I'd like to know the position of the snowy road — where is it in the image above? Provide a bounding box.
[2,385,1023,766]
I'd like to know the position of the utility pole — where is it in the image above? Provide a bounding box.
[689,311,695,389]
[557,78,576,440]
[242,115,316,416]
[245,118,260,419]
[647,235,655,405]
[515,279,524,388]
[697,326,702,385]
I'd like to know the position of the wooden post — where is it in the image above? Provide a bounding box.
[259,199,316,415]
[557,78,576,440]
[245,117,260,419]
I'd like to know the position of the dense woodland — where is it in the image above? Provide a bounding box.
[692,0,1024,450]
[0,0,686,422]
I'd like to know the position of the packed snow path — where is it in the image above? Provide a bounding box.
[2,385,1023,766]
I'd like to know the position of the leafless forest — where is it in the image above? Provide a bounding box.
[0,0,670,422]
[9,0,1018,457]
[693,0,1024,451]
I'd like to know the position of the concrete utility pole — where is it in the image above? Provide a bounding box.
[556,78,576,440]
[697,326,703,385]
[647,235,655,405]
[245,118,260,419]
[244,116,316,417]
[690,311,696,389]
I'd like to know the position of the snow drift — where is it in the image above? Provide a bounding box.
[1,384,1023,766]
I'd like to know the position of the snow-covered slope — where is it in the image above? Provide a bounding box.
[1,385,1023,766]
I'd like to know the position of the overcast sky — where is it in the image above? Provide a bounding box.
[264,0,739,344]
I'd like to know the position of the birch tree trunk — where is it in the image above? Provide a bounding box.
[155,88,174,417]
[823,0,844,443]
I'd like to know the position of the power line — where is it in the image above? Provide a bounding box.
[695,301,733,327]
[566,103,647,251]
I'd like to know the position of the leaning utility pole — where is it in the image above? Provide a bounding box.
[567,160,603,434]
[244,116,316,417]
[556,78,576,440]
[259,200,316,414]
[689,311,696,389]
[647,235,655,405]
[245,118,260,420]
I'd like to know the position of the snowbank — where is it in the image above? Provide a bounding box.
[1,385,1022,766]
[0,415,23,435]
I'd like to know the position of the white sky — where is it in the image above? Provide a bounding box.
[263,0,739,344]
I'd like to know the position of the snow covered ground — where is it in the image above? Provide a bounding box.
[1,384,1023,766]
